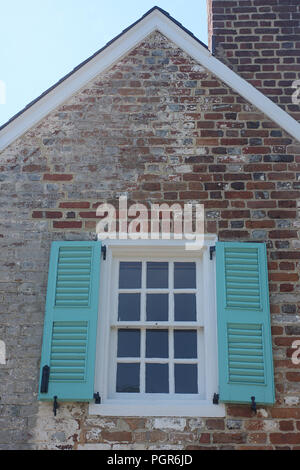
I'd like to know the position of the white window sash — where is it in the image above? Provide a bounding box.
[90,237,225,417]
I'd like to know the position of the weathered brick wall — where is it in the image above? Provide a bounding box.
[0,31,299,450]
[207,0,300,122]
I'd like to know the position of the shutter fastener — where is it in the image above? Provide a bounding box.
[251,396,257,414]
[53,396,59,416]
[213,393,219,405]
[101,245,107,260]
[210,246,216,260]
[94,392,101,404]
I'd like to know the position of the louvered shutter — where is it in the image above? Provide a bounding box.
[38,241,102,401]
[216,241,275,405]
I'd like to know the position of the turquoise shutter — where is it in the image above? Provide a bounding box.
[216,241,275,405]
[38,241,102,401]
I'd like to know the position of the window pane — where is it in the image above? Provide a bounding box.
[174,262,196,288]
[146,330,168,358]
[116,363,140,393]
[175,364,197,394]
[146,294,168,322]
[146,364,169,393]
[174,330,197,358]
[118,293,140,321]
[119,262,142,289]
[147,262,168,288]
[174,294,196,321]
[117,329,140,357]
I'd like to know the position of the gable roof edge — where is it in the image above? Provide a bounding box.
[0,7,299,151]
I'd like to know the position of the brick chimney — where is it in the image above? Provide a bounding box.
[207,0,300,122]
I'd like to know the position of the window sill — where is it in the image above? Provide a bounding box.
[89,400,225,417]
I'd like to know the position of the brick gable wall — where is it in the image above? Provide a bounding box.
[0,31,299,450]
[207,0,300,122]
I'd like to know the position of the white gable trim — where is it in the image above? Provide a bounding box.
[0,8,300,151]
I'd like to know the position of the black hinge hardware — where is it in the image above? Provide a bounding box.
[101,245,106,260]
[94,392,101,404]
[210,246,216,260]
[53,396,59,416]
[251,396,257,414]
[213,393,219,405]
[40,365,50,393]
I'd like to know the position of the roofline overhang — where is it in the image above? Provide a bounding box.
[0,6,299,151]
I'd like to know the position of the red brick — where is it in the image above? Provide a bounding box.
[279,421,294,431]
[205,419,225,430]
[32,211,43,218]
[101,431,132,442]
[269,230,298,239]
[59,202,90,209]
[221,210,250,219]
[53,221,82,229]
[246,220,275,228]
[271,191,300,199]
[213,433,246,444]
[45,211,63,219]
[270,433,300,445]
[269,273,299,282]
[224,191,253,199]
[286,372,300,382]
[268,210,297,219]
[43,173,73,181]
[79,212,98,218]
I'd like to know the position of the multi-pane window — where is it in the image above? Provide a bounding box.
[110,259,205,399]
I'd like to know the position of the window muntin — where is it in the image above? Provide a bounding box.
[109,259,205,399]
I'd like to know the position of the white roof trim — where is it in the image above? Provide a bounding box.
[0,8,300,151]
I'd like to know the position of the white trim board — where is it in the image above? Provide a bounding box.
[0,7,300,151]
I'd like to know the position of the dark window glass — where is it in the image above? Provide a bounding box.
[174,262,196,289]
[147,262,168,288]
[119,262,142,289]
[174,294,196,321]
[175,364,197,394]
[118,293,140,321]
[117,329,140,357]
[174,330,197,358]
[146,364,169,393]
[116,363,140,393]
[146,294,168,322]
[146,330,168,358]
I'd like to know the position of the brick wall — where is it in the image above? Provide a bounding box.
[207,0,300,122]
[0,31,300,450]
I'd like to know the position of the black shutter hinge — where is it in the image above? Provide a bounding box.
[101,245,106,260]
[213,393,219,405]
[210,246,216,260]
[94,392,101,404]
[40,365,50,393]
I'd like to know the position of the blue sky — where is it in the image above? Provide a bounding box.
[0,0,208,126]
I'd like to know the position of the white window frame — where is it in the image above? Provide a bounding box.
[89,237,225,417]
